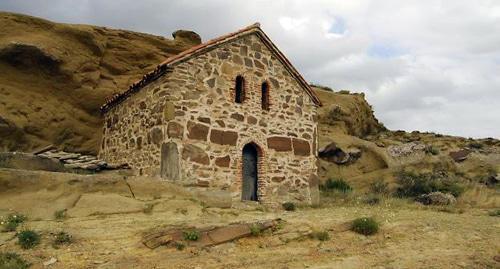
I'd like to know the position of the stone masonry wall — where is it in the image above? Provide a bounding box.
[99,33,319,205]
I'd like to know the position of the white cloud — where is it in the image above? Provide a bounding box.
[0,0,499,138]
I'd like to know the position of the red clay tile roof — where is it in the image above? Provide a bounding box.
[100,23,322,113]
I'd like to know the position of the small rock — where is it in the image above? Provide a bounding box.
[43,257,57,267]
[416,192,456,205]
[318,142,349,164]
[347,147,362,161]
[449,149,471,162]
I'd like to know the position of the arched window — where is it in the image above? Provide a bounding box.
[261,81,270,110]
[235,75,245,103]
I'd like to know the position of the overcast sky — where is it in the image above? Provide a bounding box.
[1,0,499,138]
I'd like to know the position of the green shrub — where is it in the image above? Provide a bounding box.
[327,106,344,122]
[321,178,352,193]
[52,232,72,248]
[369,179,389,195]
[17,230,40,249]
[54,209,66,221]
[338,90,351,94]
[0,252,30,269]
[1,214,27,232]
[488,209,500,217]
[425,146,440,155]
[351,217,379,236]
[174,241,185,250]
[250,225,262,236]
[468,142,483,149]
[310,230,330,241]
[182,230,200,241]
[282,202,296,211]
[395,171,464,198]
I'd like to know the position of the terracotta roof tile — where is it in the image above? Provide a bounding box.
[100,23,321,113]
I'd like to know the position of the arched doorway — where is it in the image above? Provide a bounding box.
[242,143,258,201]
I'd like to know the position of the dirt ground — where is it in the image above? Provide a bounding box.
[1,169,499,269]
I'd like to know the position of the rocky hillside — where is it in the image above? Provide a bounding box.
[0,12,201,154]
[1,12,499,194]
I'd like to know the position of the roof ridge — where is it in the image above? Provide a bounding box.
[100,22,321,113]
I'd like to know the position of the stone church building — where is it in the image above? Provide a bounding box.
[99,23,322,205]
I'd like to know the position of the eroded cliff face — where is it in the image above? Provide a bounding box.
[0,12,200,153]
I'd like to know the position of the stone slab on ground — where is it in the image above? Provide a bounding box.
[143,219,280,249]
[67,193,146,217]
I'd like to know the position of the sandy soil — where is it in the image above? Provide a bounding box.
[1,170,498,269]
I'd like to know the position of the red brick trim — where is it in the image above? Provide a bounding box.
[239,141,266,202]
[261,80,270,111]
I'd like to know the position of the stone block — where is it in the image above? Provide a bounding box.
[163,101,175,121]
[215,155,231,167]
[247,116,257,125]
[292,138,310,156]
[267,136,292,152]
[167,122,184,139]
[230,113,244,121]
[150,127,163,145]
[182,144,209,165]
[187,121,209,141]
[210,129,238,146]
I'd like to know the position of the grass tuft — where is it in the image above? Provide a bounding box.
[250,224,262,236]
[1,213,27,232]
[321,178,352,193]
[488,209,500,217]
[17,230,40,249]
[0,252,30,269]
[182,230,200,241]
[310,230,330,241]
[351,217,379,236]
[54,209,67,221]
[174,241,185,250]
[282,202,296,211]
[52,231,72,248]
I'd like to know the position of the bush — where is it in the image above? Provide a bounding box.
[182,230,200,241]
[52,232,72,248]
[17,230,40,249]
[369,179,389,195]
[488,209,500,217]
[468,142,483,149]
[282,202,296,211]
[54,209,66,221]
[425,146,440,155]
[0,252,30,269]
[327,106,344,122]
[250,225,262,236]
[351,217,379,236]
[310,230,330,241]
[174,241,185,250]
[395,171,464,198]
[338,90,351,94]
[1,213,27,232]
[321,178,352,193]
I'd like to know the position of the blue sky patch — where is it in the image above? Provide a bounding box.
[367,43,407,58]
[329,17,347,35]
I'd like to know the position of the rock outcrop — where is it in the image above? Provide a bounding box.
[416,192,457,205]
[0,11,199,153]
